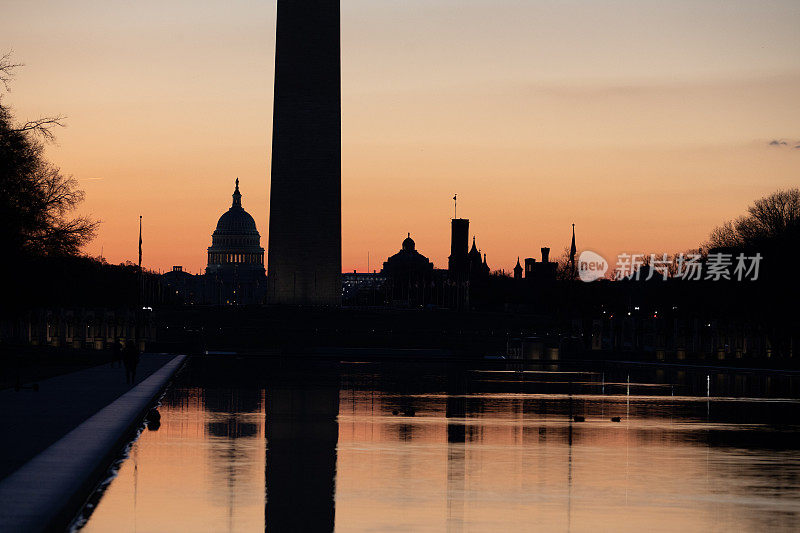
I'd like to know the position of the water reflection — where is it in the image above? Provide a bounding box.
[79,359,800,532]
[80,360,267,532]
[265,367,339,532]
[445,369,466,532]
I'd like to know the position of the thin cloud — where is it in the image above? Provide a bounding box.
[528,71,800,99]
[767,139,800,150]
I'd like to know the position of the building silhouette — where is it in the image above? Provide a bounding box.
[344,216,497,309]
[161,265,198,302]
[342,271,386,306]
[524,247,557,283]
[467,237,491,278]
[447,218,490,281]
[206,179,266,304]
[161,179,265,305]
[448,218,470,279]
[345,216,495,309]
[267,0,342,306]
[381,233,434,306]
[514,258,523,280]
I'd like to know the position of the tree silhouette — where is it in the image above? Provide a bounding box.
[707,188,800,250]
[555,246,577,281]
[0,52,97,258]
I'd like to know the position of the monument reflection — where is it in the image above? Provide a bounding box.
[265,368,339,532]
[78,359,800,532]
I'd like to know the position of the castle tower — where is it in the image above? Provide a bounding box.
[513,257,523,280]
[267,0,342,305]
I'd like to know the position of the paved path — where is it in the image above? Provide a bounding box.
[0,354,178,480]
[0,354,186,532]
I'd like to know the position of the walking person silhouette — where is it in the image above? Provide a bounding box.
[112,339,123,368]
[122,340,140,384]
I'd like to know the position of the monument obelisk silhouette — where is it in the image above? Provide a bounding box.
[267,0,341,305]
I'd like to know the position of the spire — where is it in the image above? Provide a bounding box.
[470,236,477,253]
[232,178,242,208]
[570,223,576,266]
[513,256,523,279]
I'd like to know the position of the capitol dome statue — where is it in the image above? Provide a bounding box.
[205,179,266,304]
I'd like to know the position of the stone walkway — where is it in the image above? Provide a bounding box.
[0,354,186,531]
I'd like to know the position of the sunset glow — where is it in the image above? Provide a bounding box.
[3,0,798,273]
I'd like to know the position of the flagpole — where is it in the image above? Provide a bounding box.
[137,215,142,343]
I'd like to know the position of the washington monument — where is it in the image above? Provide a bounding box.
[267,0,342,305]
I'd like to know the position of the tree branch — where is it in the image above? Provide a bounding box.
[14,115,67,143]
[0,50,24,92]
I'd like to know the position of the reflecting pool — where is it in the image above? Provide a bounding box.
[77,358,800,532]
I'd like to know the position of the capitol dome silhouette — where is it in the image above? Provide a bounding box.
[214,204,259,236]
[402,233,415,252]
[207,179,265,275]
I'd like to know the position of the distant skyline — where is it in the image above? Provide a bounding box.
[2,0,799,273]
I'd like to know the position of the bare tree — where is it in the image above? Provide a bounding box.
[13,115,68,143]
[0,51,23,92]
[1,52,97,257]
[707,189,800,249]
[555,246,577,281]
[1,52,66,142]
[25,163,98,255]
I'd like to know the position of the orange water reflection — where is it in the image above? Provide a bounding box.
[82,387,266,532]
[81,361,800,532]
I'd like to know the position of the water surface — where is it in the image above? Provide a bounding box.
[78,358,800,532]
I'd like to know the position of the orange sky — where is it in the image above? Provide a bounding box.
[2,0,798,273]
